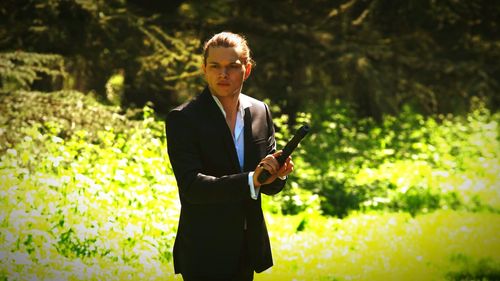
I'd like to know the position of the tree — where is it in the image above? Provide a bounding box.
[1,0,498,118]
[0,0,203,113]
[183,0,499,118]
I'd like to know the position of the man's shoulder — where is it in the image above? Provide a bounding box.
[170,90,207,115]
[170,99,195,114]
[240,93,268,111]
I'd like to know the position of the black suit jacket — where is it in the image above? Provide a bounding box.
[165,88,286,277]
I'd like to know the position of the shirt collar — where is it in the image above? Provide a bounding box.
[211,94,251,118]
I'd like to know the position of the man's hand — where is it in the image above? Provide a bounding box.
[253,151,294,187]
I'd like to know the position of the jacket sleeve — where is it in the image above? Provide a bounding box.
[166,109,250,205]
[259,103,286,196]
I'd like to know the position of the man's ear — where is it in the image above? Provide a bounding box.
[244,63,252,80]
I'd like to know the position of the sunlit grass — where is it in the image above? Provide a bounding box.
[1,91,499,280]
[258,211,500,281]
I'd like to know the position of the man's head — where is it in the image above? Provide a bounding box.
[202,32,253,99]
[203,32,254,66]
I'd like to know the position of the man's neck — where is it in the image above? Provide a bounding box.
[208,87,240,116]
[218,94,239,116]
[211,92,240,136]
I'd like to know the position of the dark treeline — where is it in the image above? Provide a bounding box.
[1,0,499,119]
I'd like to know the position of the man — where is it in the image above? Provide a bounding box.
[166,31,294,281]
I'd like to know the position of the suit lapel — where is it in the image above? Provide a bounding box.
[243,107,252,172]
[200,89,241,173]
[244,101,260,172]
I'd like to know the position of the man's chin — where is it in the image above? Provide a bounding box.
[211,87,239,97]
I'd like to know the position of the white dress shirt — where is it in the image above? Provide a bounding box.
[211,94,260,200]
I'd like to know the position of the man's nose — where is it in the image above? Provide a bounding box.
[219,67,229,77]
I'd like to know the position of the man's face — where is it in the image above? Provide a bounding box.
[203,46,251,98]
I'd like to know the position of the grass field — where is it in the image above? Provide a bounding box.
[1,92,499,280]
[258,210,500,281]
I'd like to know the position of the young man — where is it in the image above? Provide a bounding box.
[166,31,293,281]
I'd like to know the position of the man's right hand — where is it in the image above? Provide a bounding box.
[253,151,293,187]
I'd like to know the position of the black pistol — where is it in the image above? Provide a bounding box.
[257,124,310,184]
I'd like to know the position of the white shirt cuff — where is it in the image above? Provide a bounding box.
[248,172,260,200]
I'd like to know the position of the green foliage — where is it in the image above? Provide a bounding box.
[1,90,499,280]
[270,98,500,217]
[136,26,204,100]
[105,71,125,106]
[0,0,204,111]
[259,211,500,281]
[2,0,498,116]
[0,90,148,151]
[447,255,500,281]
[0,52,66,93]
[0,90,178,280]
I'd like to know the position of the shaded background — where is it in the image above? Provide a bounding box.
[2,0,499,118]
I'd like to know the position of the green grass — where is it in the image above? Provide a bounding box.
[258,210,500,281]
[1,91,499,280]
[2,181,499,281]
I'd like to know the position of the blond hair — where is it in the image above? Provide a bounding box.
[203,32,254,66]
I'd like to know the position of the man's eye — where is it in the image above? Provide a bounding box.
[210,65,219,69]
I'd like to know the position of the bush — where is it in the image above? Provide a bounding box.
[0,90,179,280]
[0,90,164,150]
[272,98,500,217]
[447,255,500,281]
[0,51,66,93]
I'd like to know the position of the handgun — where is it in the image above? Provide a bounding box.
[257,124,310,184]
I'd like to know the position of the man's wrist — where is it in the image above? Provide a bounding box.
[248,172,259,200]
